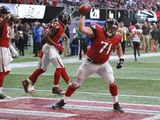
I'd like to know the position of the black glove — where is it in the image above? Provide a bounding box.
[116,58,124,69]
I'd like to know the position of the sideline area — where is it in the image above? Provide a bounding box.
[0,97,160,120]
[10,52,160,68]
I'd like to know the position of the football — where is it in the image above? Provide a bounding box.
[78,3,91,16]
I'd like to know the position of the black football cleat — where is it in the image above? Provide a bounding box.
[0,93,11,99]
[52,99,66,109]
[22,80,29,93]
[113,102,124,113]
[52,87,64,95]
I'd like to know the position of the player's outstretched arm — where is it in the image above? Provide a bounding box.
[78,16,94,37]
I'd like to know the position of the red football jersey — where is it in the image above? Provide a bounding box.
[45,22,64,45]
[0,18,10,48]
[87,24,122,64]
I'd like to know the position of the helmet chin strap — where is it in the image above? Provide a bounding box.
[106,32,114,39]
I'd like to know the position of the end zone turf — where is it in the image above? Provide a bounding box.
[0,97,160,120]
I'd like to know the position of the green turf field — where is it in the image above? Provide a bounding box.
[3,47,160,106]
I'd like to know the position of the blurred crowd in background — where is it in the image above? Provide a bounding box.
[0,0,160,10]
[8,19,160,61]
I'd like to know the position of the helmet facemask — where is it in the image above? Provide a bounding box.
[104,19,118,38]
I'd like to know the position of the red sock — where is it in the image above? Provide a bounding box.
[54,68,63,85]
[0,72,5,87]
[109,81,118,96]
[29,68,45,84]
[61,68,70,84]
[4,71,10,76]
[65,84,79,97]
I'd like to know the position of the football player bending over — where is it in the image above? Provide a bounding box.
[51,16,124,113]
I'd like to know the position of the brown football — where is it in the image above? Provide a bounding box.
[78,3,91,16]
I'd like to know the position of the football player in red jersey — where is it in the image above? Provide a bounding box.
[22,13,71,95]
[0,6,12,99]
[52,16,124,113]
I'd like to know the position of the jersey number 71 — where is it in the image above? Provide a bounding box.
[99,41,112,55]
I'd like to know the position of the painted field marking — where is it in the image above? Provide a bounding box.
[1,97,160,120]
[0,108,78,117]
[45,103,160,115]
[4,87,160,100]
[142,114,160,120]
[0,96,27,102]
[1,97,160,115]
[19,96,160,108]
[9,72,160,81]
[10,53,160,68]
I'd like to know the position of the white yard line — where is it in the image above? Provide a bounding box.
[77,91,160,99]
[4,87,160,100]
[122,52,160,59]
[2,96,160,108]
[44,104,160,115]
[142,114,160,120]
[10,53,160,68]
[9,72,160,81]
[64,104,160,115]
[0,108,78,117]
[1,97,160,117]
[23,96,160,108]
